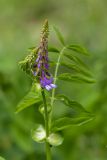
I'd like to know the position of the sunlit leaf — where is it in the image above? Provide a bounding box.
[31,124,46,143]
[47,133,64,146]
[53,26,65,46]
[58,73,95,83]
[16,83,42,113]
[67,44,89,56]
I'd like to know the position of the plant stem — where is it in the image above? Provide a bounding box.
[41,89,51,160]
[50,46,66,126]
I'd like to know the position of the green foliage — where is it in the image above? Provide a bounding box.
[0,157,6,160]
[58,73,95,83]
[64,52,89,69]
[61,61,92,77]
[15,21,95,160]
[1,1,102,158]
[55,94,91,115]
[51,95,94,132]
[62,49,94,83]
[51,116,93,132]
[67,44,89,56]
[48,46,59,53]
[53,26,65,46]
[48,39,94,85]
[16,83,42,113]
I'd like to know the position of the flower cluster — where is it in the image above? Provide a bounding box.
[32,20,56,91]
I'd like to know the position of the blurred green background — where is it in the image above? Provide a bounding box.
[0,0,107,159]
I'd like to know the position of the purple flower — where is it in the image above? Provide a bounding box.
[32,23,56,91]
[40,74,57,91]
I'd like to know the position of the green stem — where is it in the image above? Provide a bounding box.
[41,89,51,160]
[50,46,66,126]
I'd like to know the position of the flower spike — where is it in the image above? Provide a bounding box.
[32,20,57,91]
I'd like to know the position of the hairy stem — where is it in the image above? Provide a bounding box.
[50,46,66,126]
[41,89,51,160]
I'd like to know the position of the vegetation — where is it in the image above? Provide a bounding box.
[0,0,107,160]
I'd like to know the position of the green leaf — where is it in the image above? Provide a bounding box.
[55,94,89,115]
[16,83,42,113]
[49,60,56,67]
[61,61,79,72]
[51,95,94,132]
[48,46,59,53]
[51,116,94,132]
[0,157,6,160]
[63,54,95,81]
[64,53,89,69]
[58,73,95,83]
[31,124,46,143]
[53,26,65,46]
[67,44,89,56]
[47,133,64,146]
[61,62,92,78]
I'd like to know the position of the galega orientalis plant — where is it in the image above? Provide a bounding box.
[16,20,94,160]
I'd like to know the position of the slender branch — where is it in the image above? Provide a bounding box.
[41,89,51,160]
[50,46,66,126]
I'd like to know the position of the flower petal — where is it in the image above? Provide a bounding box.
[45,85,52,91]
[50,84,57,88]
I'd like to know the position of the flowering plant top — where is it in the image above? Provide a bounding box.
[19,20,56,91]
